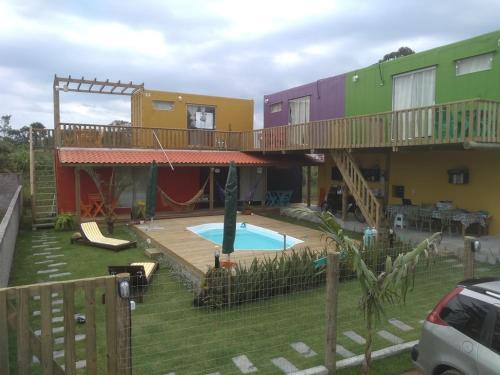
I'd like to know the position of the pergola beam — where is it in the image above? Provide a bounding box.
[54,75,144,96]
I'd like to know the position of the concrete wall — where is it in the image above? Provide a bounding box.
[0,173,22,287]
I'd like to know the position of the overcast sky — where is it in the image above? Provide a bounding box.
[1,0,499,129]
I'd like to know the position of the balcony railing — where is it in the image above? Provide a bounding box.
[36,99,500,152]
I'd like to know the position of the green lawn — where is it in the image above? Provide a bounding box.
[8,225,500,374]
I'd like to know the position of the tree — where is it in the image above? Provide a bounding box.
[379,46,415,62]
[0,115,12,137]
[300,209,441,374]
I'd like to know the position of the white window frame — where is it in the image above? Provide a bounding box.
[288,96,310,125]
[270,102,282,113]
[456,52,494,76]
[152,100,175,111]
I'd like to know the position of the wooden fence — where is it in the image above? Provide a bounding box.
[0,274,131,375]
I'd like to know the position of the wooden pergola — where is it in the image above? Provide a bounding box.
[52,75,144,128]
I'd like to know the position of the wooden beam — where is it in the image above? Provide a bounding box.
[209,167,214,210]
[88,78,97,92]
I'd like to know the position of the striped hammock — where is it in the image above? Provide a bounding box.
[157,178,209,211]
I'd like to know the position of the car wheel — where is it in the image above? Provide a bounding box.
[440,369,463,375]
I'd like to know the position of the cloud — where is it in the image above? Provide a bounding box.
[0,0,499,129]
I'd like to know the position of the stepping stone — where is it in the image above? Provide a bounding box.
[444,259,457,263]
[377,330,404,345]
[54,334,86,344]
[206,373,221,375]
[52,299,63,305]
[45,247,62,251]
[452,264,464,268]
[34,326,64,336]
[46,254,64,259]
[33,252,51,256]
[48,263,67,267]
[35,259,55,264]
[477,267,490,272]
[33,308,61,316]
[271,357,299,374]
[388,319,413,332]
[33,293,58,300]
[32,239,48,243]
[290,342,317,358]
[42,241,58,245]
[53,350,64,359]
[61,360,88,370]
[33,244,49,248]
[49,272,72,279]
[419,320,424,324]
[37,269,59,274]
[232,354,258,373]
[336,345,355,358]
[343,330,366,345]
[52,316,64,323]
[163,373,176,375]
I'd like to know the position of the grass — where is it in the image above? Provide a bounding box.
[8,223,500,374]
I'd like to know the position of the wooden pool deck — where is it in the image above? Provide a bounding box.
[133,214,326,283]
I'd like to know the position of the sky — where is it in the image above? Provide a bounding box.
[1,0,499,129]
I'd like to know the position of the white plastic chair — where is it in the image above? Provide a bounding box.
[394,214,405,229]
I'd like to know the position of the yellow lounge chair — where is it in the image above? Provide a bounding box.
[78,222,137,251]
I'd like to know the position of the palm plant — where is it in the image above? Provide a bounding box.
[299,209,441,374]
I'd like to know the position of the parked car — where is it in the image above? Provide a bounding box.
[412,277,500,375]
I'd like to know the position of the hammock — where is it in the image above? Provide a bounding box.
[157,178,209,211]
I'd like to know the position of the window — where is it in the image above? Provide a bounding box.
[440,294,489,342]
[288,96,310,125]
[393,67,436,111]
[187,104,215,129]
[456,53,493,76]
[392,185,404,199]
[270,102,282,113]
[152,100,175,111]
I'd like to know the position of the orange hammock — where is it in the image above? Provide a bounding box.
[157,178,209,211]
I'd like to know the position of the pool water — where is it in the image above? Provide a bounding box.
[187,223,303,251]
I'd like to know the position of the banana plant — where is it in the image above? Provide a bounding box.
[297,208,441,374]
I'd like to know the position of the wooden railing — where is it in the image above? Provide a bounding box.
[241,99,500,151]
[31,128,55,150]
[35,99,500,152]
[56,123,242,150]
[331,150,381,229]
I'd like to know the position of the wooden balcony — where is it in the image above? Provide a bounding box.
[34,99,500,152]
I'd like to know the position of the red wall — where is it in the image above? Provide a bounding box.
[55,156,202,214]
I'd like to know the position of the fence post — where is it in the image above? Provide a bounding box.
[115,273,132,375]
[325,252,339,375]
[463,236,475,279]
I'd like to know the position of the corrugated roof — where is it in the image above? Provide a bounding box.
[58,148,282,166]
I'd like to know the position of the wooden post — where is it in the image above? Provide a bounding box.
[306,166,312,207]
[115,273,131,375]
[29,127,36,223]
[341,183,348,221]
[209,167,214,210]
[464,236,475,279]
[75,167,81,224]
[0,290,9,374]
[325,252,339,375]
[261,167,267,208]
[53,82,61,146]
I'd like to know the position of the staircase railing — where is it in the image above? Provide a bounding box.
[331,150,381,229]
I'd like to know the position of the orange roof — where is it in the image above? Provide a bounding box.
[58,148,281,166]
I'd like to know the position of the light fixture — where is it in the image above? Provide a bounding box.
[118,280,130,298]
[178,95,183,101]
[264,98,269,104]
[352,74,359,83]
[471,240,481,253]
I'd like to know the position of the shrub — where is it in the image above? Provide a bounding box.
[54,213,74,231]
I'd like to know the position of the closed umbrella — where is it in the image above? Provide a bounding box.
[146,160,158,223]
[222,161,237,255]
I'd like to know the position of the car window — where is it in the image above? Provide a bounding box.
[440,294,489,342]
[491,309,500,353]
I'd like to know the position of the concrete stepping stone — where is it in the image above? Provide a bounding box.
[33,308,61,316]
[205,372,221,375]
[452,264,464,268]
[37,269,59,274]
[271,357,299,374]
[33,252,51,256]
[46,254,64,259]
[343,330,366,345]
[33,244,49,248]
[33,293,58,300]
[49,272,72,279]
[54,334,86,344]
[34,326,64,336]
[443,259,457,263]
[377,330,404,345]
[41,241,58,245]
[290,342,317,358]
[35,259,55,265]
[45,247,62,251]
[48,262,67,267]
[336,345,355,358]
[61,360,87,370]
[388,319,413,332]
[477,267,490,272]
[419,320,424,324]
[232,354,258,373]
[52,316,64,323]
[52,299,63,305]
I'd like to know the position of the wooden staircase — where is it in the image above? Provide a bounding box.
[30,129,57,229]
[330,150,382,230]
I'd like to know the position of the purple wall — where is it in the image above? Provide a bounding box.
[263,74,346,128]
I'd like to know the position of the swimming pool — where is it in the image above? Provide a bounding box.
[187,223,303,251]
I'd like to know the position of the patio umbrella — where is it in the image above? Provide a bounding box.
[222,161,237,255]
[146,160,158,221]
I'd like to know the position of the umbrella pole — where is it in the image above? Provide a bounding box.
[227,253,231,308]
